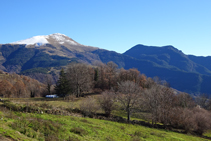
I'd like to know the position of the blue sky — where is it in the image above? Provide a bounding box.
[0,0,211,56]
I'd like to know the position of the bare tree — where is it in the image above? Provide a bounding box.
[65,95,76,109]
[66,63,93,97]
[195,93,209,109]
[106,61,118,89]
[27,79,44,97]
[0,80,13,98]
[158,87,176,126]
[98,90,116,117]
[97,63,107,90]
[143,84,176,126]
[45,74,53,95]
[118,68,140,83]
[117,81,141,122]
[144,77,156,89]
[192,107,211,135]
[176,92,195,108]
[206,98,211,110]
[13,80,26,98]
[170,107,211,135]
[143,84,161,125]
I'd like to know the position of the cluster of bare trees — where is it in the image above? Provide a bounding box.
[0,72,46,98]
[97,82,211,135]
[55,61,148,97]
[94,62,147,90]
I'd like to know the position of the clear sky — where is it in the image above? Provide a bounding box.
[0,0,211,56]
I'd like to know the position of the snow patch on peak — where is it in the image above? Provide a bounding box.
[10,33,79,46]
[11,35,49,45]
[47,33,78,45]
[47,33,66,42]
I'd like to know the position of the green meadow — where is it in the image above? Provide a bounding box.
[0,98,210,141]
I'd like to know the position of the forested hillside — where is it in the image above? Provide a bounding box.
[0,70,46,98]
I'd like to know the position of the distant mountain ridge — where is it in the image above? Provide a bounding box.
[91,48,211,95]
[1,34,211,94]
[124,44,211,75]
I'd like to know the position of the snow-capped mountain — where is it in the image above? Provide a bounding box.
[11,33,80,47]
[0,33,99,73]
[7,33,98,58]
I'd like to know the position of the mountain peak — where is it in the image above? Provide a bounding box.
[10,33,79,46]
[46,33,79,45]
[47,33,69,39]
[49,33,66,36]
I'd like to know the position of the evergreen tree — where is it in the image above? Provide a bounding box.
[55,68,70,97]
[94,68,99,82]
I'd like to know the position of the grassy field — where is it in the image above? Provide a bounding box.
[0,98,210,141]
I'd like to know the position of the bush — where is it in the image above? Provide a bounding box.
[79,96,99,117]
[169,107,211,135]
[65,95,76,102]
[98,90,116,117]
[192,107,211,135]
[70,127,87,136]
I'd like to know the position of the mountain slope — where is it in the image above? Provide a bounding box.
[124,44,211,75]
[188,55,211,71]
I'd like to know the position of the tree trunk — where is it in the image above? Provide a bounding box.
[127,107,130,122]
[77,83,80,97]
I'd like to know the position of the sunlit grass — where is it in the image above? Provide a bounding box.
[1,98,211,140]
[0,107,209,141]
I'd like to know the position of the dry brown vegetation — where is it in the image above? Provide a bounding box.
[0,71,46,98]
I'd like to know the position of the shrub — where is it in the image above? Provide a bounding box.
[134,131,149,138]
[98,90,116,117]
[70,127,87,136]
[79,96,99,117]
[169,107,211,135]
[65,94,76,102]
[192,107,211,135]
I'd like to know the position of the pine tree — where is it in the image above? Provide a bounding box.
[55,68,70,97]
[94,68,99,82]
